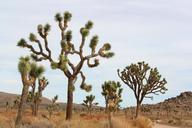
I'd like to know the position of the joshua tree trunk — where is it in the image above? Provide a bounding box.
[34,91,42,116]
[108,111,113,128]
[105,100,108,113]
[136,101,140,118]
[66,78,74,120]
[31,85,36,116]
[33,101,38,116]
[89,106,92,116]
[15,84,29,127]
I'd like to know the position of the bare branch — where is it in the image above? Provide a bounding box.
[87,58,99,68]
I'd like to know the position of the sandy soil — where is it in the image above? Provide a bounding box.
[154,123,180,128]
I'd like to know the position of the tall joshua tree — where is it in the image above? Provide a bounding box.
[82,94,98,115]
[16,57,45,127]
[118,61,167,118]
[101,81,123,113]
[17,11,114,120]
[15,57,34,127]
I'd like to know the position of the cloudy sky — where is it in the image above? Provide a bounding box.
[0,0,192,107]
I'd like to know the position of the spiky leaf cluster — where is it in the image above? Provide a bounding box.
[80,28,89,37]
[55,13,63,22]
[85,21,93,30]
[30,63,45,78]
[89,35,99,54]
[55,11,72,23]
[64,11,72,22]
[29,33,37,42]
[37,24,51,36]
[18,56,31,74]
[99,43,114,58]
[17,39,27,47]
[80,83,92,92]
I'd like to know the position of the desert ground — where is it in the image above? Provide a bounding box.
[0,106,191,128]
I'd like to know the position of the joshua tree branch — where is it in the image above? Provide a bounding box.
[80,71,86,87]
[67,60,75,72]
[79,37,85,59]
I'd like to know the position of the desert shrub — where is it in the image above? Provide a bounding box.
[133,116,153,128]
[168,119,176,124]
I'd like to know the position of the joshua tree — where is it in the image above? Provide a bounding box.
[25,63,45,116]
[17,11,114,120]
[101,81,123,113]
[82,94,98,115]
[101,81,123,128]
[118,61,167,118]
[15,57,34,127]
[29,63,45,116]
[28,77,48,116]
[47,95,59,119]
[15,57,45,127]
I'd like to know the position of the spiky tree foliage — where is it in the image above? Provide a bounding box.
[101,81,123,113]
[17,11,114,120]
[82,94,98,115]
[118,61,167,118]
[15,57,34,127]
[47,95,59,119]
[101,81,123,128]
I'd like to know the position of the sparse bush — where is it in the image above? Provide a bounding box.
[82,94,98,115]
[47,95,59,119]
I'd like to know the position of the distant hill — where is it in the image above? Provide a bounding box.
[0,92,51,108]
[141,91,192,113]
[0,92,101,110]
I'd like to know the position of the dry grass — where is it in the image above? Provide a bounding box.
[0,109,154,128]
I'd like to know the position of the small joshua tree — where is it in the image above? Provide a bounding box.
[17,11,114,120]
[28,77,48,116]
[47,95,59,119]
[82,94,98,115]
[101,81,123,113]
[118,61,167,118]
[29,62,45,116]
[101,81,123,128]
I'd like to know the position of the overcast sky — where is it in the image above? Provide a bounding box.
[0,0,192,107]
